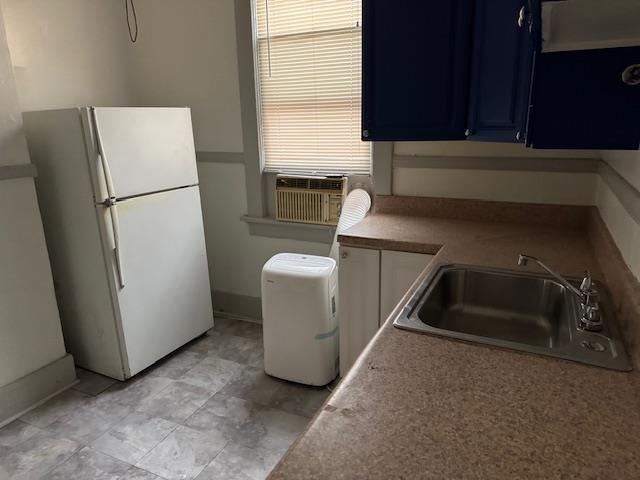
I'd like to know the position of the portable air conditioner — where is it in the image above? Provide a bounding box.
[262,253,339,386]
[275,175,346,225]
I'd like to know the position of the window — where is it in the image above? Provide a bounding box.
[254,0,371,175]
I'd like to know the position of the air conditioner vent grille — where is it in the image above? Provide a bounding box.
[276,176,343,192]
[309,178,343,191]
[276,177,309,190]
[276,176,344,225]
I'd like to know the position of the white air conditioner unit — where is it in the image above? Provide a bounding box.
[275,175,346,225]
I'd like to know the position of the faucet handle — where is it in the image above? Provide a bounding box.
[580,270,592,291]
[579,271,599,306]
[581,305,603,332]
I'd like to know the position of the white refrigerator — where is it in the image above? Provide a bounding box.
[24,107,214,380]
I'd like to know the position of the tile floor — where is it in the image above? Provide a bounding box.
[0,317,333,480]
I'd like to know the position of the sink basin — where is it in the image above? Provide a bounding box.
[394,265,631,371]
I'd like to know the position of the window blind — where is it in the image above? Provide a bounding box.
[254,0,371,175]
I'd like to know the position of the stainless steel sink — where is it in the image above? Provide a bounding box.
[394,264,632,371]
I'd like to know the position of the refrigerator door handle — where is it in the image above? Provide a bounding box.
[92,107,125,289]
[106,199,125,289]
[91,107,117,201]
[100,197,125,289]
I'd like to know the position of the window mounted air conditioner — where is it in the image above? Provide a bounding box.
[275,176,346,225]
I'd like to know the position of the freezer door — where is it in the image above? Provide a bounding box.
[92,107,199,199]
[105,186,214,376]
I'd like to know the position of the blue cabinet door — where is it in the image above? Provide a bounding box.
[362,0,474,141]
[466,0,537,143]
[527,46,640,150]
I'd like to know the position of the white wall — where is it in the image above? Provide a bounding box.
[542,0,640,52]
[126,0,328,302]
[0,3,67,386]
[198,163,329,299]
[1,0,133,111]
[2,0,637,307]
[393,142,599,204]
[394,168,598,205]
[601,150,640,192]
[394,141,599,159]
[393,141,640,282]
[0,179,67,384]
[127,0,243,152]
[599,150,640,280]
[0,0,28,166]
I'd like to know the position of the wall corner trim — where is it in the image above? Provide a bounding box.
[196,151,245,164]
[0,163,38,181]
[241,215,336,244]
[0,354,76,427]
[599,160,640,225]
[234,0,266,218]
[372,142,393,195]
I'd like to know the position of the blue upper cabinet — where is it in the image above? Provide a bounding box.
[361,0,474,141]
[466,0,537,143]
[527,46,640,150]
[361,0,640,149]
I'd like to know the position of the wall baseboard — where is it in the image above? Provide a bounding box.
[215,310,262,325]
[0,354,76,427]
[212,290,262,322]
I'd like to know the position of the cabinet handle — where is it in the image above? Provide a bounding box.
[341,251,348,259]
[517,6,526,27]
[622,64,640,86]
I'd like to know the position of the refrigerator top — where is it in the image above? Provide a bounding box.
[87,107,200,201]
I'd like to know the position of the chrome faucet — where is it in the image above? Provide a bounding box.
[517,254,602,331]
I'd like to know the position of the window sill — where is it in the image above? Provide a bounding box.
[241,216,336,244]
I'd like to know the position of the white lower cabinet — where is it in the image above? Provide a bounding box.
[338,246,434,375]
[380,250,434,325]
[338,246,380,376]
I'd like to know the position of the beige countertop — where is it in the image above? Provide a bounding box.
[270,212,640,479]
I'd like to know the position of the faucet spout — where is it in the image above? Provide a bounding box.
[517,253,602,332]
[517,254,530,267]
[516,254,584,301]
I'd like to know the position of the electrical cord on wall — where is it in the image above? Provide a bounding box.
[125,0,138,43]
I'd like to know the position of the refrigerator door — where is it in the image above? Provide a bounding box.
[91,107,199,200]
[101,185,214,376]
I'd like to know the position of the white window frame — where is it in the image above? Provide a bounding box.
[250,0,371,177]
[234,0,391,242]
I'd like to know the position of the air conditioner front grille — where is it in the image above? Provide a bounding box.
[277,190,324,224]
[275,176,344,225]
